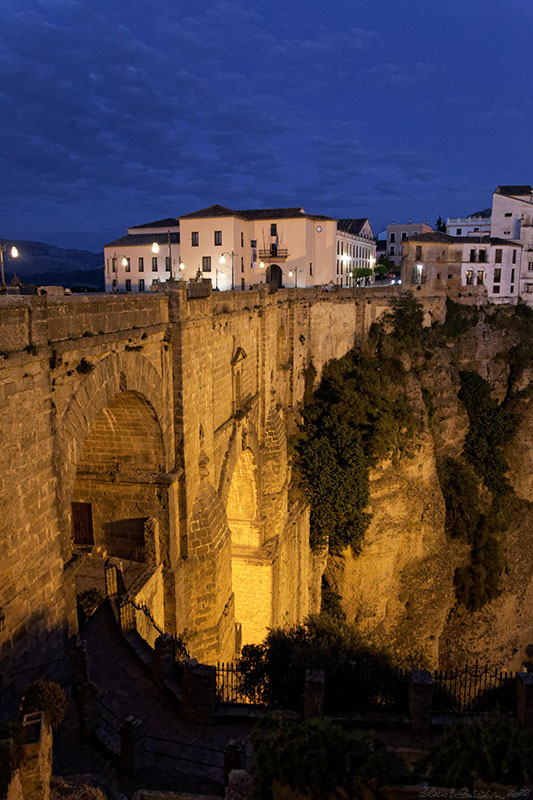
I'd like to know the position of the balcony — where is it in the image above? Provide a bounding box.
[258,247,288,259]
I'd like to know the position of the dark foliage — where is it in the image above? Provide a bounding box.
[381,292,425,352]
[21,680,66,730]
[439,298,479,339]
[436,457,480,541]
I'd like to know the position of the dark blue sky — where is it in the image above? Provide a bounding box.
[0,0,531,251]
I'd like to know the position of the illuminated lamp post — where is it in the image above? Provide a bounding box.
[0,241,19,289]
[219,251,236,290]
[288,268,300,288]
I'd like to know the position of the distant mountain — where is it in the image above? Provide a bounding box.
[2,239,104,290]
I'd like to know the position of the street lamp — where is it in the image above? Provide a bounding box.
[219,251,235,290]
[0,241,19,289]
[288,268,299,288]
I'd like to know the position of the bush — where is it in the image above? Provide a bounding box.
[22,680,66,730]
[439,298,479,339]
[436,457,480,541]
[381,292,425,352]
[77,587,105,621]
[425,713,533,787]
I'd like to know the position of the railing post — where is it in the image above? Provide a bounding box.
[409,669,434,735]
[105,556,125,597]
[120,716,145,776]
[304,669,325,718]
[154,632,175,680]
[180,659,216,724]
[118,595,136,634]
[516,672,533,729]
[224,739,246,785]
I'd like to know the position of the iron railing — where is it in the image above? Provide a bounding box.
[432,662,516,714]
[325,659,410,714]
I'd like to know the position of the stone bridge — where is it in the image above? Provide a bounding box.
[0,282,434,695]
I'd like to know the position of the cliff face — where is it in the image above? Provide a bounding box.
[328,312,533,670]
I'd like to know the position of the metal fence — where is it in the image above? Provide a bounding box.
[432,662,517,714]
[324,660,410,714]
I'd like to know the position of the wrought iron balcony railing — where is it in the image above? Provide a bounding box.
[258,248,288,259]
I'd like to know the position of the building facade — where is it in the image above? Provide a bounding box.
[386,222,433,269]
[446,208,491,237]
[104,206,375,292]
[401,232,521,304]
[490,185,533,301]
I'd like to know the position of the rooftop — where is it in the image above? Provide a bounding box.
[407,232,522,246]
[128,217,179,230]
[337,218,370,235]
[495,185,532,197]
[179,204,335,222]
[103,232,180,248]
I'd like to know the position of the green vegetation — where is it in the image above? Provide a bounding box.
[436,457,480,542]
[22,679,66,730]
[380,292,425,352]
[424,713,533,788]
[438,297,479,340]
[252,718,409,800]
[320,577,346,623]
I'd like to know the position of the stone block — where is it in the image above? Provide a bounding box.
[120,715,145,776]
[180,659,216,725]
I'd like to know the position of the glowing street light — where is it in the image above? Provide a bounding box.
[219,251,236,290]
[0,241,19,289]
[151,242,160,254]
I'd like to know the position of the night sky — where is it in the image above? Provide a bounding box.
[1,0,531,251]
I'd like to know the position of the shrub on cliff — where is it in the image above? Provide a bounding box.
[22,679,66,730]
[294,348,418,554]
[436,456,480,541]
[381,292,425,352]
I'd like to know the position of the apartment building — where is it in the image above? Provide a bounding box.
[446,208,491,237]
[490,185,533,301]
[386,222,433,269]
[401,232,521,304]
[103,217,180,293]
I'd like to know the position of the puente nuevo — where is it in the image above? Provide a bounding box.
[0,283,445,697]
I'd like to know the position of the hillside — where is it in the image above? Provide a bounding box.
[2,239,104,290]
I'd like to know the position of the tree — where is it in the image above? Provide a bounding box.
[436,215,446,232]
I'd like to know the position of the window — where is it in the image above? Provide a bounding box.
[310,262,313,276]
[510,285,514,293]
[390,232,396,243]
[466,270,474,285]
[202,256,211,272]
[493,285,500,294]
[214,230,222,246]
[504,212,512,217]
[528,262,533,272]
[436,273,441,280]
[138,279,145,292]
[165,257,171,272]
[415,245,422,260]
[251,239,257,248]
[512,249,517,264]
[112,279,117,290]
[390,245,395,256]
[241,257,244,273]
[336,259,339,274]
[112,258,117,273]
[124,258,131,272]
[470,249,476,263]
[401,232,407,240]
[271,243,278,257]
[241,231,244,247]
[456,228,462,235]
[527,284,533,294]
[270,223,277,236]
[511,268,515,283]
[494,268,501,283]
[152,278,159,286]
[152,257,158,271]
[192,231,199,246]
[504,231,511,235]
[138,257,144,272]
[477,270,485,285]
[478,250,486,263]
[125,279,131,291]
[495,249,502,263]
[474,228,479,232]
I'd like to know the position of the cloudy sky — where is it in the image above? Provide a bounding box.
[0,0,531,251]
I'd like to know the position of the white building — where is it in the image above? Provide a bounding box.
[446,208,491,237]
[460,237,521,303]
[490,185,533,301]
[103,217,179,293]
[386,221,433,269]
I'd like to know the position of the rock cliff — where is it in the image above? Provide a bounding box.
[326,306,533,670]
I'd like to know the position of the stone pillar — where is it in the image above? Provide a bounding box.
[71,637,89,695]
[154,632,175,680]
[180,659,216,725]
[118,595,136,634]
[143,516,160,566]
[516,672,533,729]
[304,669,325,718]
[224,739,246,785]
[19,712,52,800]
[120,716,145,776]
[79,680,98,737]
[409,669,434,735]
[105,556,125,597]
[226,769,254,800]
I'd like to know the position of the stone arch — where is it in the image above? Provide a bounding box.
[262,404,287,495]
[267,264,283,288]
[218,421,261,508]
[227,448,259,547]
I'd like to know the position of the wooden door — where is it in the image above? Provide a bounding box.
[71,502,94,545]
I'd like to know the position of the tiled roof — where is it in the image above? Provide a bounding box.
[495,185,532,196]
[337,218,369,235]
[179,204,335,222]
[407,232,521,247]
[103,233,180,248]
[129,217,179,229]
